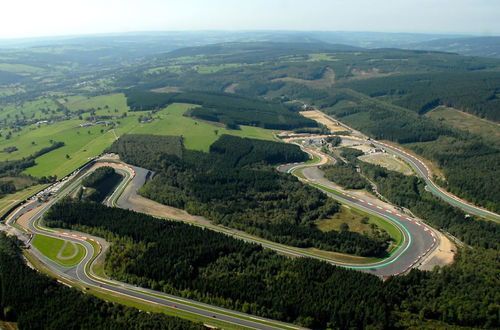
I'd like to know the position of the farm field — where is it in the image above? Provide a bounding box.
[23,122,116,178]
[61,93,129,113]
[0,98,58,127]
[426,106,500,147]
[32,234,85,267]
[125,103,278,151]
[359,153,414,175]
[0,184,48,218]
[14,98,276,178]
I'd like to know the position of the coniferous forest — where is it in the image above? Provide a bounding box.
[43,199,499,329]
[108,134,389,256]
[0,233,204,330]
[0,35,499,330]
[80,166,122,202]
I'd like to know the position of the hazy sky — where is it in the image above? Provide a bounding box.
[2,0,500,38]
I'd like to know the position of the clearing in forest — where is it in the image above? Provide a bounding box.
[272,67,336,88]
[299,110,350,133]
[359,153,414,176]
[426,106,500,147]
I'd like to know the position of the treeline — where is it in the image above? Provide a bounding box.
[82,166,116,187]
[0,141,64,178]
[44,200,500,329]
[44,199,391,329]
[408,135,500,213]
[107,134,183,167]
[322,163,369,190]
[340,71,500,122]
[125,90,317,129]
[386,247,499,329]
[0,181,16,197]
[80,166,123,202]
[0,233,204,329]
[282,85,500,212]
[357,159,500,249]
[322,150,370,190]
[108,134,388,256]
[209,135,308,167]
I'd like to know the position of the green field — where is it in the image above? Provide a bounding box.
[426,106,500,147]
[62,93,129,114]
[316,204,403,252]
[0,98,58,129]
[0,184,48,218]
[126,103,278,151]
[11,96,276,178]
[23,122,116,178]
[310,183,403,251]
[32,234,85,267]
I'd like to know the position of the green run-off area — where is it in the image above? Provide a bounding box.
[32,234,85,267]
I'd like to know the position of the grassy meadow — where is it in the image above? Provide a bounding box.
[32,234,85,267]
[426,106,500,147]
[0,93,277,179]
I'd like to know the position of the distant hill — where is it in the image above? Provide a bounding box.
[406,36,500,58]
[163,41,362,63]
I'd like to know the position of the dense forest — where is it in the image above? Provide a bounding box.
[407,135,500,212]
[322,159,370,190]
[125,90,317,129]
[123,42,500,213]
[339,71,500,122]
[340,153,500,250]
[79,166,123,202]
[280,85,500,212]
[107,134,389,256]
[0,233,204,329]
[43,200,500,329]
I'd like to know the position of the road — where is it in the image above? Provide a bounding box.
[0,151,447,327]
[5,161,302,330]
[300,166,436,275]
[369,140,500,221]
[277,145,439,276]
[301,117,500,221]
[108,157,440,276]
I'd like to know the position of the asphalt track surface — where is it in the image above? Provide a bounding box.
[109,159,439,276]
[331,134,500,222]
[6,161,302,330]
[276,145,439,277]
[1,149,455,326]
[299,167,436,276]
[369,140,500,221]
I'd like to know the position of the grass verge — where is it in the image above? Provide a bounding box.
[31,234,85,267]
